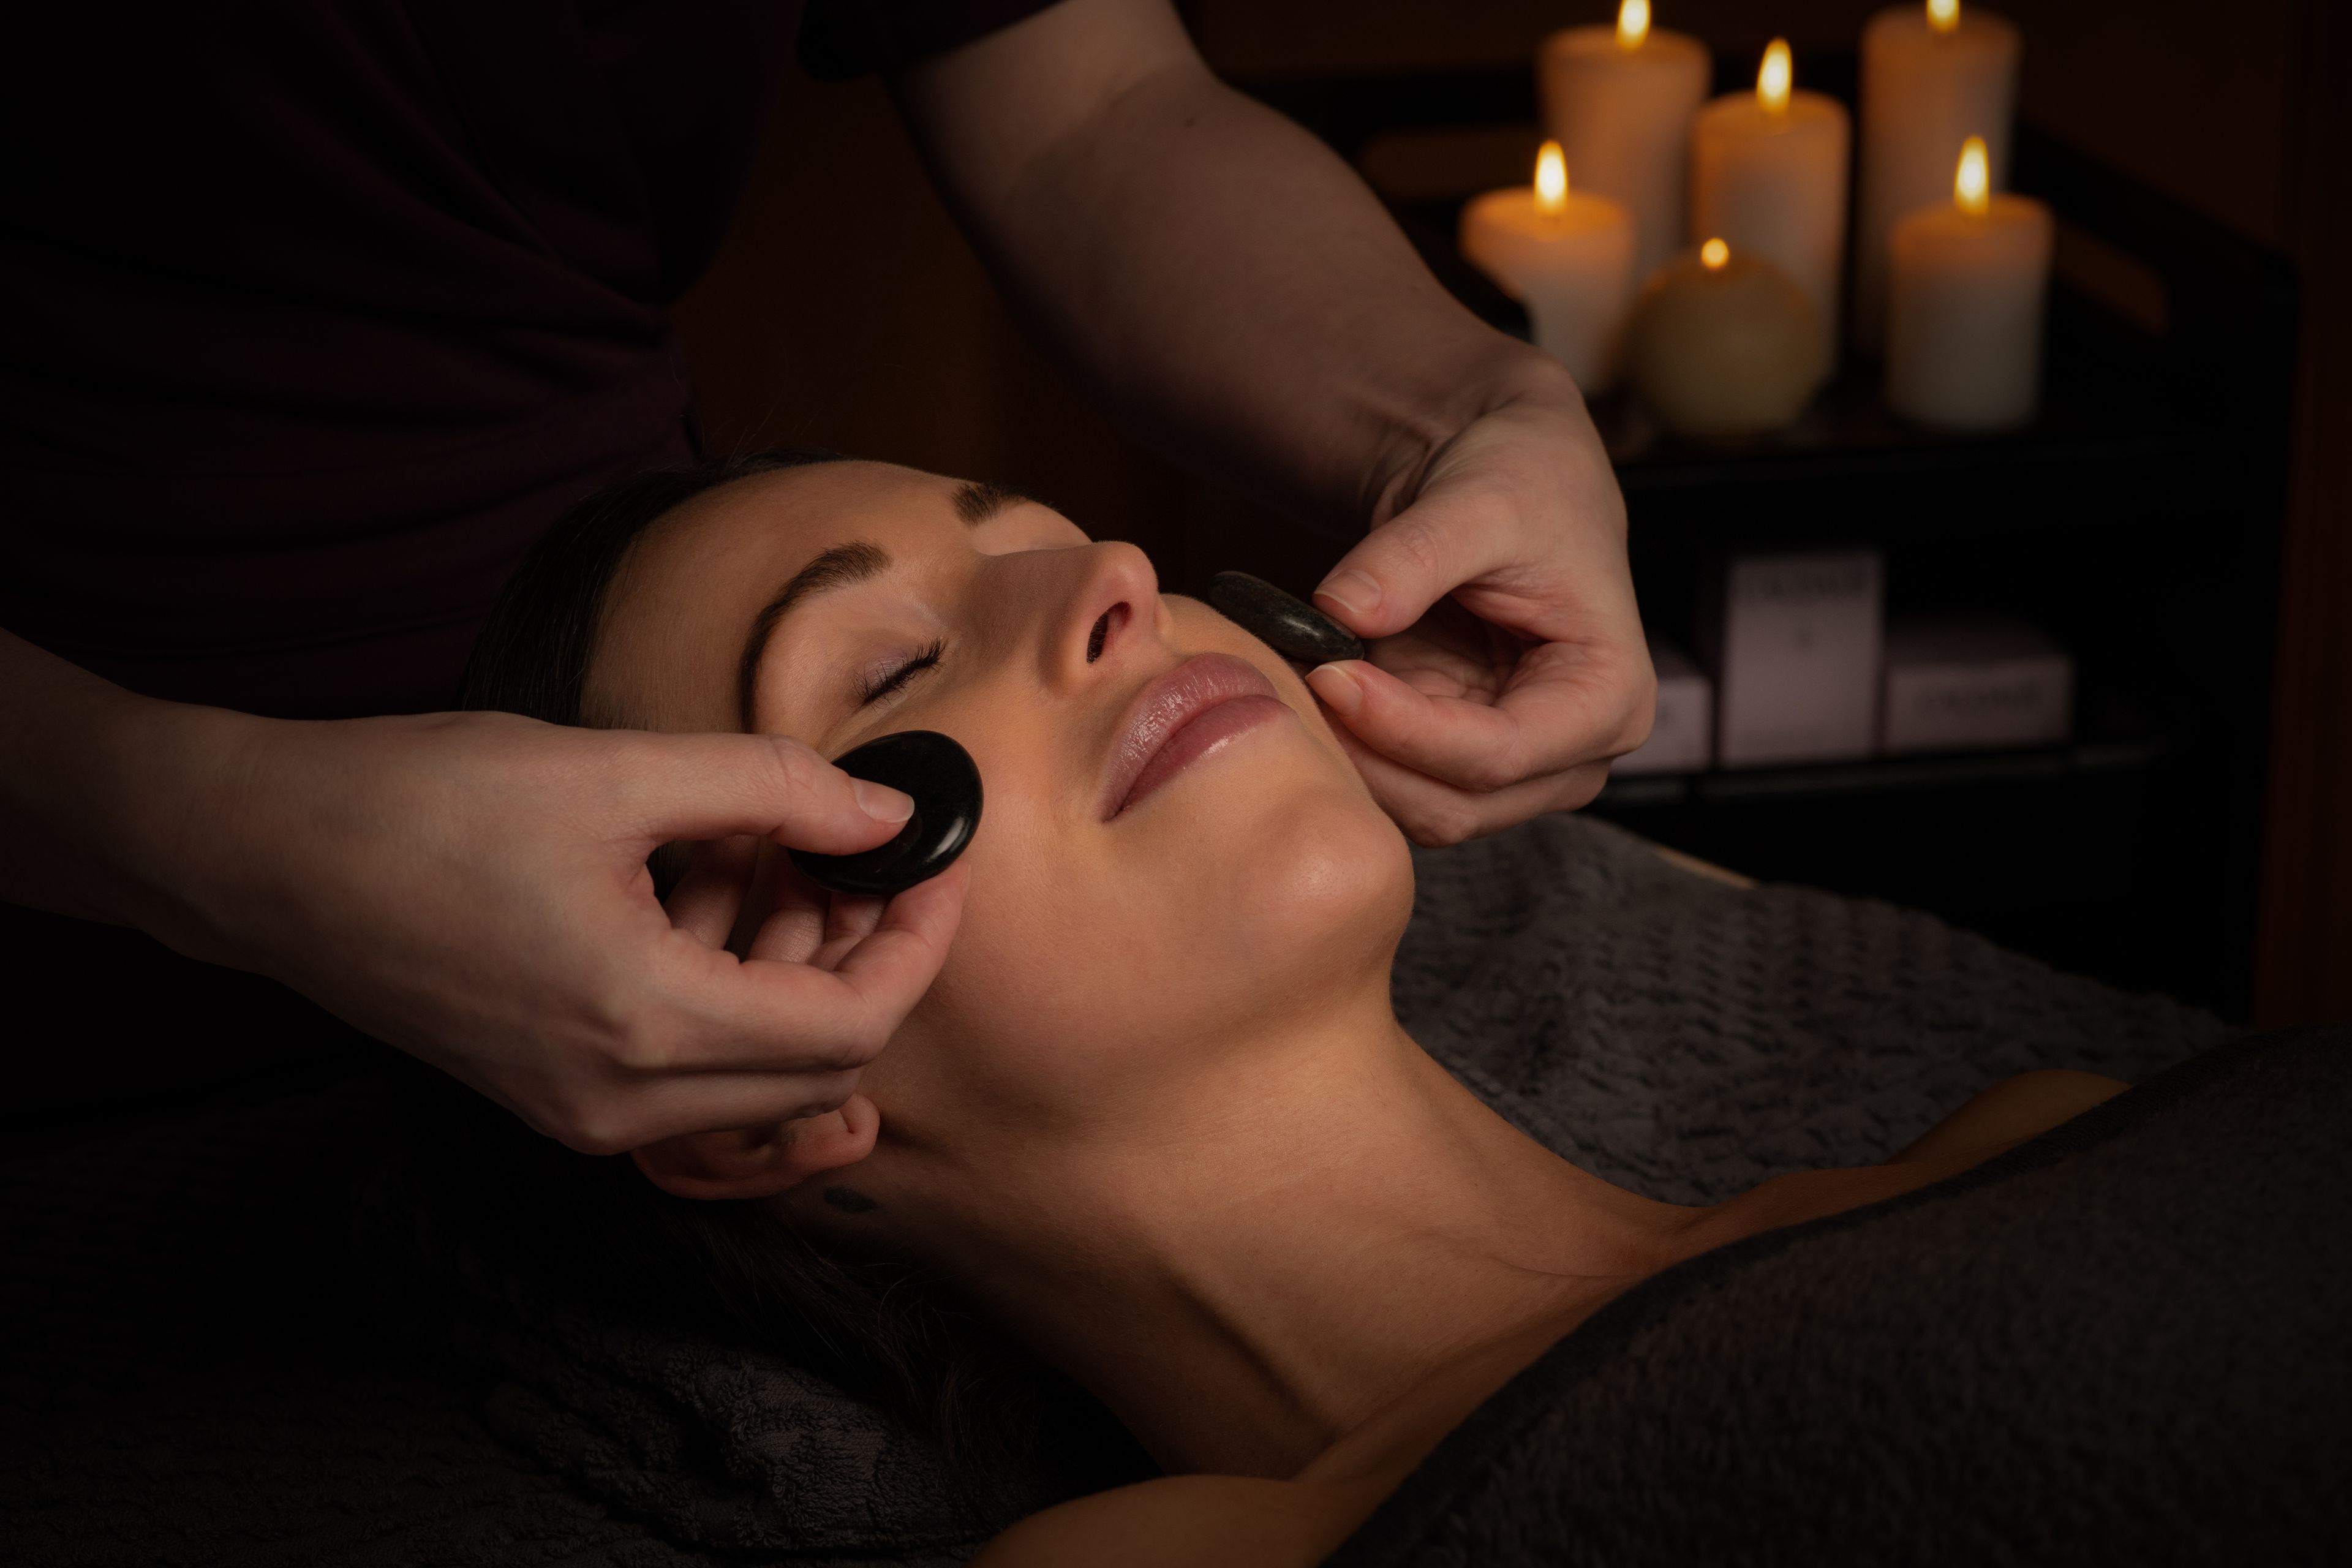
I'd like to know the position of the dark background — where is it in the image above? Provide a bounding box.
[667,0,2350,1027]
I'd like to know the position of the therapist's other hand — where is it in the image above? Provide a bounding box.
[1305,374,1654,846]
[151,710,964,1153]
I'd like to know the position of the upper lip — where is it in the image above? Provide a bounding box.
[1099,652,1280,819]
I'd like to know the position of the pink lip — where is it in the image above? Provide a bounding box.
[1100,652,1288,819]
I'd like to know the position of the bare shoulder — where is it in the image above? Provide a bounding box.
[969,1471,1381,1568]
[1893,1068,2130,1165]
[1701,1069,2133,1241]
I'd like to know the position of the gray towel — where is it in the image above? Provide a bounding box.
[1322,1025,2352,1567]
[352,813,2237,1558]
[1396,815,2234,1202]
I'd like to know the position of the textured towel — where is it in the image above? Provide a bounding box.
[2,813,2239,1564]
[1323,1025,2352,1568]
[1396,815,2235,1203]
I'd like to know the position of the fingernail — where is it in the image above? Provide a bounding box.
[1307,662,1363,717]
[1314,570,1382,619]
[853,779,914,824]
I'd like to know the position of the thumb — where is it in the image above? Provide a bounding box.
[612,731,913,856]
[1312,496,1494,641]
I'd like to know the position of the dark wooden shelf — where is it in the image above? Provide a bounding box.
[1600,734,2173,809]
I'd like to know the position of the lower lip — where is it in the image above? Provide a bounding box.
[1116,693,1288,816]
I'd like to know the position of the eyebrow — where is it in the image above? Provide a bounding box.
[736,541,889,729]
[952,479,1031,526]
[732,482,1033,729]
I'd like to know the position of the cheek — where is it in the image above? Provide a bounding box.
[870,718,1413,1123]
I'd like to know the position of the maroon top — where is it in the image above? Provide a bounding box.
[0,0,1060,719]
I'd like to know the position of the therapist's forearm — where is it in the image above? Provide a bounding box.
[0,629,239,937]
[893,0,1573,530]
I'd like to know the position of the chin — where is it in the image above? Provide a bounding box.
[1232,775,1411,959]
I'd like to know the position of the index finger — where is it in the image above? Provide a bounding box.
[606,730,913,857]
[1309,646,1654,792]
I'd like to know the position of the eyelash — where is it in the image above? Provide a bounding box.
[859,638,945,706]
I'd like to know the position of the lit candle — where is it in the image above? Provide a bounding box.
[1855,0,2021,352]
[1459,141,1637,393]
[1885,138,2053,429]
[1538,0,1711,285]
[1626,237,1828,439]
[1690,40,1853,360]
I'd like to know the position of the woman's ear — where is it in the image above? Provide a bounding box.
[630,1094,879,1200]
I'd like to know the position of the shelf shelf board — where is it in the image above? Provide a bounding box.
[1597,736,2173,809]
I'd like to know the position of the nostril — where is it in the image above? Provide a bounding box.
[1086,607,1118,663]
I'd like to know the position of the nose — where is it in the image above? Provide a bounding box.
[1035,540,1164,690]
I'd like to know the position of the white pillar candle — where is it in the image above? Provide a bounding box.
[1690,40,1853,360]
[1855,0,2021,352]
[1886,138,2052,429]
[1460,141,1637,393]
[1538,1,1711,286]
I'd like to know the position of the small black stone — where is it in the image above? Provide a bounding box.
[788,729,983,897]
[1207,571,1365,665]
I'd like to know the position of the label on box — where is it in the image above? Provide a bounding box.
[1714,550,1883,768]
[1880,617,2073,754]
[1616,641,1714,775]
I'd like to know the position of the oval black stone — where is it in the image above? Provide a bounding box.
[788,730,984,897]
[1207,571,1365,665]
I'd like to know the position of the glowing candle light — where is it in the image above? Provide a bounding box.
[1855,0,2020,350]
[1702,237,1730,270]
[1885,136,2052,428]
[1954,135,1990,212]
[1534,140,1569,216]
[1460,143,1635,391]
[1617,0,1650,48]
[1689,39,1852,356]
[1758,39,1793,115]
[1539,2,1709,284]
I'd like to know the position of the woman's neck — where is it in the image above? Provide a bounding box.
[880,996,1695,1479]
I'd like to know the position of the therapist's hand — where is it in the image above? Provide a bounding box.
[140,709,963,1153]
[1303,373,1654,846]
[893,4,1646,845]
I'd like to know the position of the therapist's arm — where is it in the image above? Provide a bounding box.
[0,629,962,1155]
[892,0,1653,844]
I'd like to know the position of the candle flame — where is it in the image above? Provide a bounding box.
[1757,39,1793,115]
[1955,136,1990,214]
[1927,0,1961,33]
[1616,0,1651,48]
[1534,141,1569,215]
[1701,237,1730,270]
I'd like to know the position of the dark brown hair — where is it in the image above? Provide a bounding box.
[460,448,845,732]
[418,449,1137,1484]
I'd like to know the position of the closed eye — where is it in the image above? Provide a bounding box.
[859,639,944,706]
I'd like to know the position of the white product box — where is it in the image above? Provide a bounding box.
[1709,549,1885,768]
[1615,641,1714,775]
[1880,616,2073,754]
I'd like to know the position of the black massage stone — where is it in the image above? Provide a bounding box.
[788,730,983,897]
[1208,571,1365,665]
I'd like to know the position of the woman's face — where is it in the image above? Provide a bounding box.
[587,460,1414,1152]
